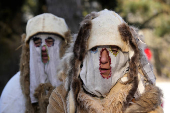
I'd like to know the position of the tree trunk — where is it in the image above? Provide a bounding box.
[46,0,82,33]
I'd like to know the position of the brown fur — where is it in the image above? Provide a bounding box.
[78,91,105,113]
[67,12,160,112]
[34,83,55,113]
[83,12,98,20]
[59,53,75,92]
[118,23,140,110]
[59,30,72,58]
[77,78,134,113]
[118,23,139,81]
[66,12,140,112]
[125,85,163,113]
[66,12,98,111]
[57,43,74,83]
[45,10,163,113]
[72,76,81,104]
[73,21,92,60]
[20,34,34,113]
[67,58,82,110]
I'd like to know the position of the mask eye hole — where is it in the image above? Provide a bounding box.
[33,37,42,47]
[45,37,55,47]
[110,46,120,56]
[90,47,98,53]
[91,47,97,51]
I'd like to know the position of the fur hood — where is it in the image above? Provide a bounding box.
[20,30,72,113]
[65,10,140,112]
[64,10,162,113]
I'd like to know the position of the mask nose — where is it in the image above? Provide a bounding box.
[41,45,49,63]
[42,46,46,51]
[100,48,111,79]
[100,49,109,64]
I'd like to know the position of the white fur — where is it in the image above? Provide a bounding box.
[121,76,128,82]
[137,73,145,94]
[54,41,75,90]
[67,91,76,113]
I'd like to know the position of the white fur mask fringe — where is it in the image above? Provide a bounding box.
[80,46,129,97]
[29,34,62,103]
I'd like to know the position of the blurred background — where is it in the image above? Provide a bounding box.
[0,0,170,111]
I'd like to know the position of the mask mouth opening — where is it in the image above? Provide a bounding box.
[99,48,112,79]
[41,45,49,64]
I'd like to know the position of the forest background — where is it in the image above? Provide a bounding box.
[0,0,170,94]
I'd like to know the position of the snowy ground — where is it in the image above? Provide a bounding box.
[156,82,170,113]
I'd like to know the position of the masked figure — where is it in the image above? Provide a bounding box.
[0,13,72,113]
[47,9,163,113]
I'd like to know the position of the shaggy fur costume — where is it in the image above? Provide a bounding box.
[125,85,162,113]
[129,27,155,85]
[20,31,71,113]
[77,74,133,113]
[47,11,163,113]
[62,12,140,112]
[47,75,162,113]
[57,36,75,84]
[64,12,162,113]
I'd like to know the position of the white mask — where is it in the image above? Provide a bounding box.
[80,46,129,97]
[29,34,62,103]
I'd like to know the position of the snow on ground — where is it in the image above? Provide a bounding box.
[156,82,170,113]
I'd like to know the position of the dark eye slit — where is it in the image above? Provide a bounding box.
[91,47,97,51]
[33,37,41,41]
[47,37,53,39]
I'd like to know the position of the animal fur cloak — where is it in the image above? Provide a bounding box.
[47,10,163,113]
[20,31,71,113]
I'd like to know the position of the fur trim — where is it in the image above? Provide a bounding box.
[67,60,81,111]
[73,20,92,60]
[73,12,98,60]
[66,12,98,111]
[59,30,72,58]
[67,90,76,113]
[77,80,133,113]
[129,26,154,85]
[78,91,105,113]
[34,83,55,113]
[119,23,140,81]
[20,34,34,113]
[118,23,140,110]
[58,53,74,82]
[125,85,163,113]
[20,34,50,113]
[83,12,98,20]
[57,38,75,84]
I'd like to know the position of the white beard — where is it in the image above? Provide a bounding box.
[29,34,62,103]
[80,47,129,97]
